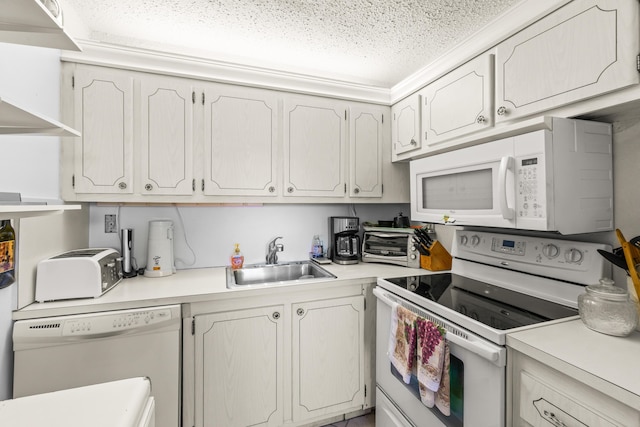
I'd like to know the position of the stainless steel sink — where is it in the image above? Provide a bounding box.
[226,261,336,288]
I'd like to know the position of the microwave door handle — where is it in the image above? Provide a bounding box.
[498,156,515,220]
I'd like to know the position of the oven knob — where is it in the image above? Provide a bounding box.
[410,254,417,260]
[542,243,560,259]
[470,235,481,247]
[565,248,584,264]
[460,235,468,246]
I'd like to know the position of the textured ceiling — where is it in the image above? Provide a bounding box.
[61,0,521,88]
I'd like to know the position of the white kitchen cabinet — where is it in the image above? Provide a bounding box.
[194,305,284,427]
[72,65,134,194]
[509,348,640,427]
[140,75,195,196]
[391,93,421,158]
[349,105,383,198]
[283,96,347,197]
[62,62,405,203]
[495,0,640,123]
[421,53,494,151]
[292,295,365,422]
[0,0,81,51]
[203,84,278,196]
[186,283,370,427]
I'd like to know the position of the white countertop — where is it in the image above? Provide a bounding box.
[14,262,428,320]
[507,319,640,410]
[0,377,151,426]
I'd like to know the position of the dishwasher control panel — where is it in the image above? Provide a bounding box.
[13,305,179,340]
[63,307,173,336]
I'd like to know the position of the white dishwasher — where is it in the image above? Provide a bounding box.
[13,304,181,427]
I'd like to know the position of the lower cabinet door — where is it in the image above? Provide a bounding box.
[292,295,365,422]
[194,306,284,427]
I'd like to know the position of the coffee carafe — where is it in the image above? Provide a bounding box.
[329,216,360,264]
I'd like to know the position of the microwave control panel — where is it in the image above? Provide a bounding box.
[515,155,546,220]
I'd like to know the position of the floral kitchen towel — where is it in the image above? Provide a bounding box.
[416,317,446,407]
[388,302,418,384]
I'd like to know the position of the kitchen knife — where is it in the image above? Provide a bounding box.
[411,237,430,256]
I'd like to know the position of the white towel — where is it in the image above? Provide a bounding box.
[388,303,417,384]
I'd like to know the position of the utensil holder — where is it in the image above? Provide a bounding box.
[420,240,452,271]
[626,276,640,332]
[616,229,640,302]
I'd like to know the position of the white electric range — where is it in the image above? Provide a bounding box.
[374,229,611,427]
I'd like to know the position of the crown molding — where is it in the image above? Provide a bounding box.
[61,41,391,105]
[61,0,570,106]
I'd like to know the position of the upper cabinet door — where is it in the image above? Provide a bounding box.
[495,0,640,123]
[203,85,278,196]
[283,97,347,197]
[422,54,494,149]
[391,93,421,156]
[140,76,194,195]
[349,105,383,198]
[73,66,133,194]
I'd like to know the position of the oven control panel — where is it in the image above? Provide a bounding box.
[454,230,611,285]
[491,237,526,256]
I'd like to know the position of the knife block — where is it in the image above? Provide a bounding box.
[420,240,452,271]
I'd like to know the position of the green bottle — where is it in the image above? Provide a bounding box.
[0,220,15,289]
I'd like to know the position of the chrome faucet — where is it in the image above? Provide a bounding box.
[266,236,284,264]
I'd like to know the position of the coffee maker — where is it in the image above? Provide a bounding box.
[329,216,360,264]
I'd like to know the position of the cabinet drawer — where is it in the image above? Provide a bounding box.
[520,370,621,427]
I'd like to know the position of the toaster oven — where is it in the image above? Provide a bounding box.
[361,228,420,268]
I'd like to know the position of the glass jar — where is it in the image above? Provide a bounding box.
[578,278,639,337]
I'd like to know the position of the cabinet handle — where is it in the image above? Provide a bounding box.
[192,179,195,192]
[269,186,275,193]
[543,410,567,427]
[144,183,153,191]
[272,312,280,320]
[296,308,305,316]
[287,187,294,193]
[410,138,417,146]
[118,182,127,190]
[476,115,486,124]
[497,106,508,116]
[353,188,360,194]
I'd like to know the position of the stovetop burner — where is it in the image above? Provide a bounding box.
[383,273,578,331]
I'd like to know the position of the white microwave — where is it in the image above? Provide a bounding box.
[410,118,613,234]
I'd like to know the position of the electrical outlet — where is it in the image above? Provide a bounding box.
[105,214,117,233]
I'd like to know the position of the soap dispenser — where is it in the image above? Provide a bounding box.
[231,243,244,270]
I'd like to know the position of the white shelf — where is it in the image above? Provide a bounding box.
[0,97,80,137]
[0,204,81,220]
[0,0,81,51]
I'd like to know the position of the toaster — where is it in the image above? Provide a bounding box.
[35,248,123,302]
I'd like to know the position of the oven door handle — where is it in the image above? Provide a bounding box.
[374,287,504,364]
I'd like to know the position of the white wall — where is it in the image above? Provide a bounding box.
[0,42,63,400]
[89,203,410,269]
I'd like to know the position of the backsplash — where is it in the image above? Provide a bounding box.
[89,203,410,270]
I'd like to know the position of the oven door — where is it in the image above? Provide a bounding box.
[409,136,516,228]
[374,287,506,427]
